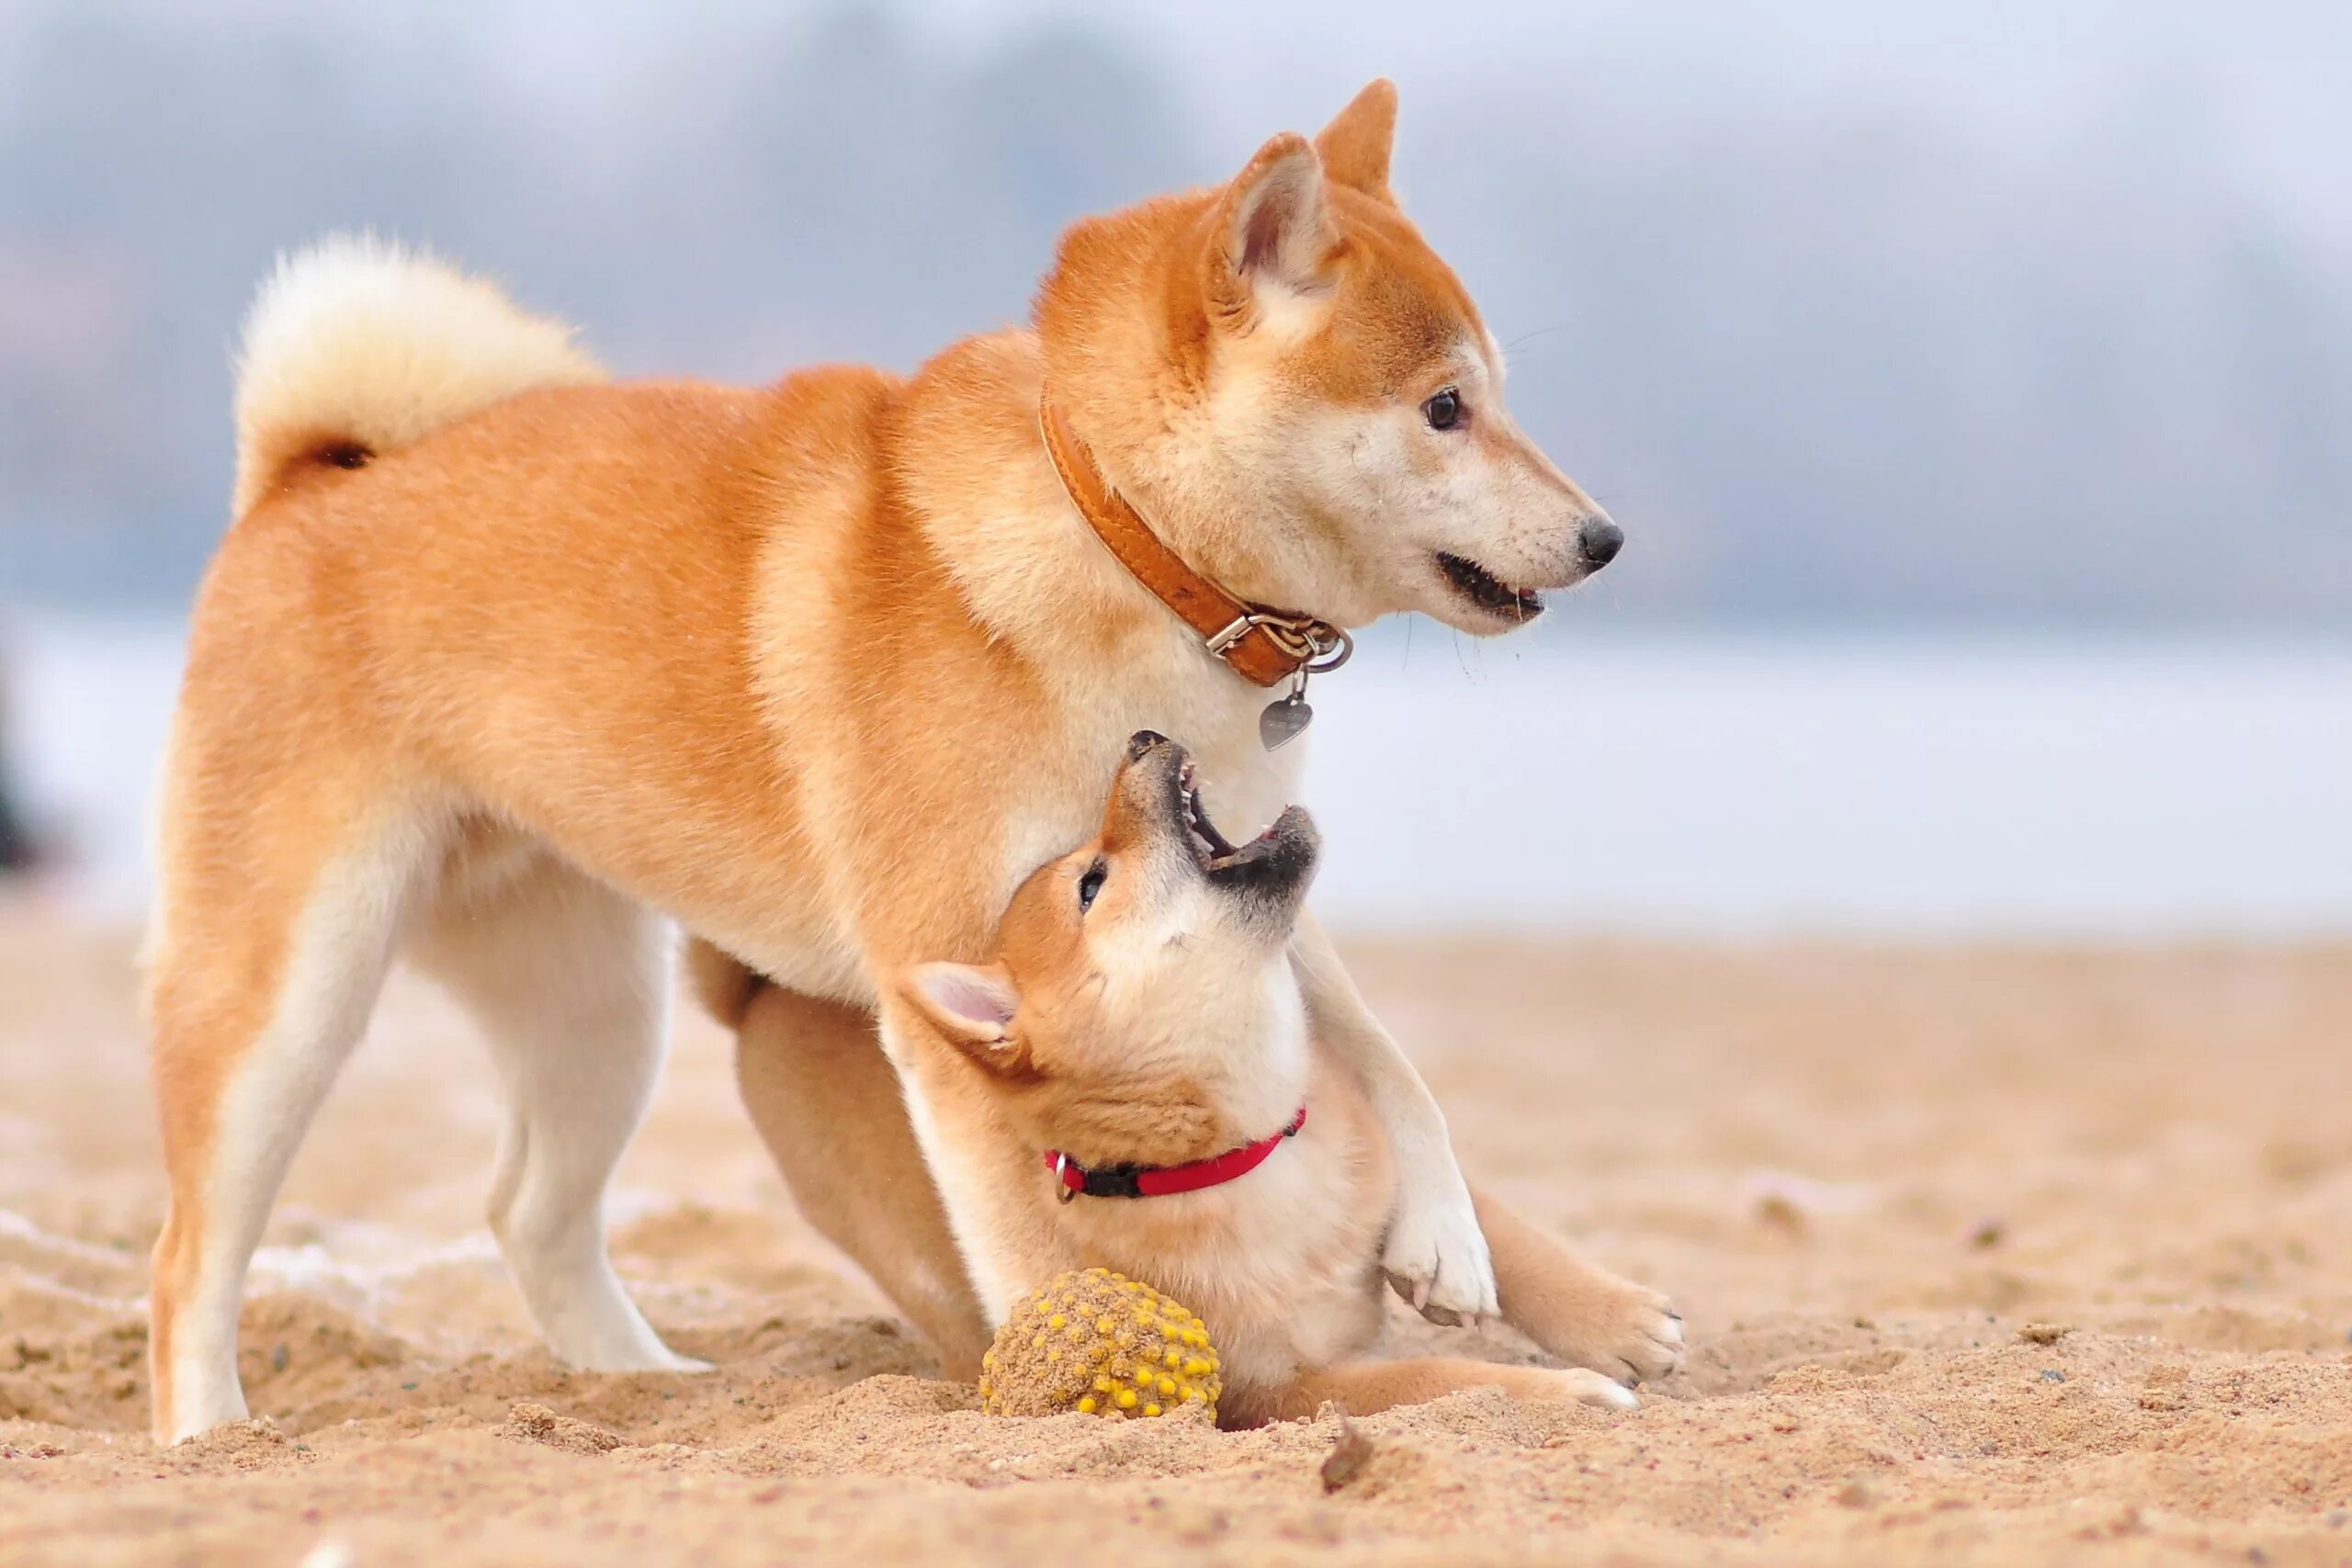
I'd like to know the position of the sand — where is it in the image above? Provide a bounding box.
[4,897,2348,1565]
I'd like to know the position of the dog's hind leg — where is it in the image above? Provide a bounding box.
[147,779,436,1445]
[405,849,704,1373]
[729,979,991,1378]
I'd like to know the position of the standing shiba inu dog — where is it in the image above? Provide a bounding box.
[889,731,1680,1426]
[145,80,1625,1442]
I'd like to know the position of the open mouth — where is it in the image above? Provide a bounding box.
[1435,551,1546,619]
[1174,758,1314,889]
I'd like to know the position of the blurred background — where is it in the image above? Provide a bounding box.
[2,0,2346,932]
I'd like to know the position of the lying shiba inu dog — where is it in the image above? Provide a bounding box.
[145,79,1623,1442]
[888,731,1681,1426]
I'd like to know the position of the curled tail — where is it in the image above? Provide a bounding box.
[231,234,605,516]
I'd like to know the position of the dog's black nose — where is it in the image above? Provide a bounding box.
[1125,729,1170,761]
[1578,517,1624,569]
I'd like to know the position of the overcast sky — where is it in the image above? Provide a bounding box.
[314,0,2352,249]
[4,0,2346,622]
[12,0,2336,242]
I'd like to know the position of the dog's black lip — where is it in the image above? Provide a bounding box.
[1205,807,1311,882]
[1172,758,1303,880]
[1435,550,1546,618]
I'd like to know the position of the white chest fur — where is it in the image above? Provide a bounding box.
[995,650,1307,909]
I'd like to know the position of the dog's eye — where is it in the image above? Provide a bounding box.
[1422,387,1464,431]
[1077,860,1107,912]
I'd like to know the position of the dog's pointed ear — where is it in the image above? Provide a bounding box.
[898,962,1031,1076]
[1316,78,1398,204]
[1206,132,1338,324]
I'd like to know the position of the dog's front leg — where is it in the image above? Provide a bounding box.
[1290,911,1498,1325]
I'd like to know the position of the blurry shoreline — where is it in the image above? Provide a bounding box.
[7,613,2348,938]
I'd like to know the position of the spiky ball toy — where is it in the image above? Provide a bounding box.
[979,1267,1221,1421]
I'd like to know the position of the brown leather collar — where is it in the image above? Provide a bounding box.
[1038,393,1351,690]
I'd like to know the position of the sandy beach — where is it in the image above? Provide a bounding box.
[4,899,2348,1565]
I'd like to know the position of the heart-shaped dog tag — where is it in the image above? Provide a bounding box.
[1260,692,1313,750]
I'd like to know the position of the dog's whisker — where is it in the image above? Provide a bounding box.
[1502,321,1576,353]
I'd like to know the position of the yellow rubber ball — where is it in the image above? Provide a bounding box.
[980,1267,1219,1422]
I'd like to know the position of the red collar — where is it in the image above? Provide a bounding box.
[1046,1107,1307,1201]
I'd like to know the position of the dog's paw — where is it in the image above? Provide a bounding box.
[1382,1182,1498,1325]
[1546,1284,1685,1387]
[566,1343,715,1376]
[617,1338,716,1375]
[1505,1365,1641,1412]
[1603,1287,1685,1384]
